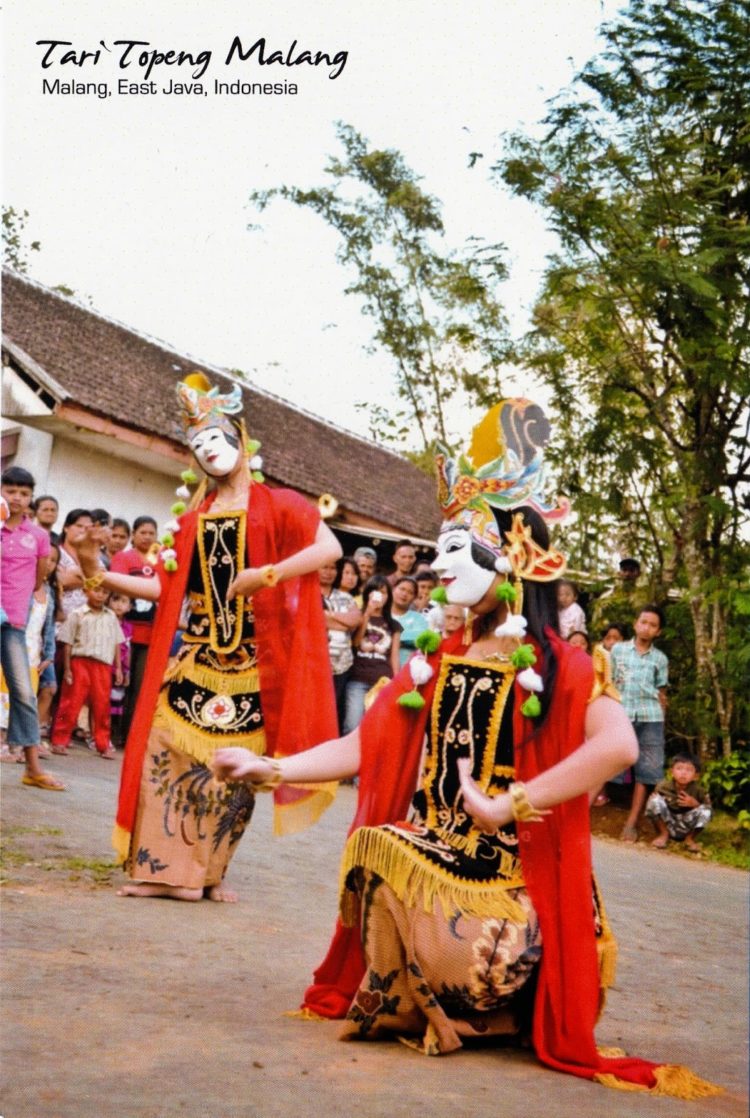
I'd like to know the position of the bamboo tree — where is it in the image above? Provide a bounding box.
[250,123,511,452]
[494,0,750,755]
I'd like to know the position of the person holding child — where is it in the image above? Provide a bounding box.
[51,583,125,759]
[645,753,712,853]
[557,578,587,638]
[610,605,669,842]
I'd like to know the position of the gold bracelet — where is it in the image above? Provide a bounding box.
[249,757,283,793]
[82,571,105,591]
[509,782,551,823]
[259,564,279,588]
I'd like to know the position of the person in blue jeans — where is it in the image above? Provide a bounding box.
[610,604,668,841]
[0,466,65,790]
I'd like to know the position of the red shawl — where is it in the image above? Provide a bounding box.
[302,629,714,1097]
[114,484,337,859]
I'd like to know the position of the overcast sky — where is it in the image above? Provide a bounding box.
[4,0,619,443]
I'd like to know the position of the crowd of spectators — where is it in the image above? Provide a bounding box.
[3,473,700,850]
[0,469,157,784]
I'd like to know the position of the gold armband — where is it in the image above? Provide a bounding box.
[509,782,551,823]
[250,757,283,793]
[259,564,279,588]
[82,571,105,591]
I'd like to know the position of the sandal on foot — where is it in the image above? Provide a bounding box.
[22,772,66,791]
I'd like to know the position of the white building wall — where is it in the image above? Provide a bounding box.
[47,436,177,533]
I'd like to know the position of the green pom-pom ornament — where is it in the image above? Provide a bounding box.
[430,586,448,604]
[246,438,262,455]
[170,501,187,516]
[415,629,441,654]
[163,558,178,573]
[495,581,517,603]
[160,532,175,548]
[180,469,198,485]
[520,694,542,719]
[398,690,426,710]
[252,471,265,483]
[511,644,537,669]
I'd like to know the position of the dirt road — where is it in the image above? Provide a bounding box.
[1,749,747,1118]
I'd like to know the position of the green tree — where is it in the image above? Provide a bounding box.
[2,207,41,272]
[250,123,512,452]
[493,0,750,756]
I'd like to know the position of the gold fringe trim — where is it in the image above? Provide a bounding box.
[590,645,621,704]
[597,1046,626,1058]
[283,1008,328,1022]
[152,704,266,767]
[165,648,260,696]
[273,784,337,837]
[594,1065,723,1099]
[111,822,130,865]
[339,826,527,926]
[397,1024,441,1056]
[593,876,618,1000]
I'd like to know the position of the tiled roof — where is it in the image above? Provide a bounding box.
[2,270,441,539]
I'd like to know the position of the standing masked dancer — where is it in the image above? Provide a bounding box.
[74,372,340,901]
[214,399,720,1098]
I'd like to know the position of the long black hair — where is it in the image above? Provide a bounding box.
[472,505,561,726]
[333,555,361,594]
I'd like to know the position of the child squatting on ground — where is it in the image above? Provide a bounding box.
[645,753,712,853]
[51,584,125,759]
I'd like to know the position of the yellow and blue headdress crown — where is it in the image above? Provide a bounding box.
[435,398,569,581]
[176,371,244,436]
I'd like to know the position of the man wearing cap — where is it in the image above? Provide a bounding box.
[590,556,650,635]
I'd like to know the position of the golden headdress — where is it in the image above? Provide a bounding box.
[176,371,244,436]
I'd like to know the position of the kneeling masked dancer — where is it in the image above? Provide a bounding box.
[214,398,720,1098]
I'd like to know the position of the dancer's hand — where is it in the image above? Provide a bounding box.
[227,568,268,600]
[70,527,103,576]
[457,758,510,833]
[212,748,276,785]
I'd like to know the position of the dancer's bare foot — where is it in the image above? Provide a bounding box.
[620,824,638,843]
[651,834,669,848]
[206,883,238,903]
[116,883,202,901]
[683,838,702,854]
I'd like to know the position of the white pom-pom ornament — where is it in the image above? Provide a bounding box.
[409,655,434,687]
[249,455,263,471]
[175,485,191,500]
[163,519,181,534]
[160,548,177,563]
[495,615,528,639]
[426,604,445,631]
[517,667,544,692]
[494,555,512,574]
